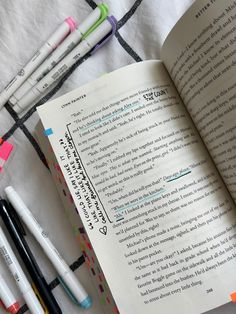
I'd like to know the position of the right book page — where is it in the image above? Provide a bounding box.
[38,60,236,314]
[161,0,236,202]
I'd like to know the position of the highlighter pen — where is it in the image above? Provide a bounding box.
[0,273,20,314]
[9,4,108,106]
[0,226,44,314]
[0,17,77,110]
[12,16,117,114]
[0,199,62,314]
[5,186,92,309]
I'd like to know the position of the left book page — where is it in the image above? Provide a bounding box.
[35,122,119,314]
[37,61,236,314]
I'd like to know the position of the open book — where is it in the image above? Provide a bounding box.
[36,1,236,313]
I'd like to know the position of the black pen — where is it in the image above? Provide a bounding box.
[0,199,62,314]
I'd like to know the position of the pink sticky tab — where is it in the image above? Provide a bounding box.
[0,141,14,172]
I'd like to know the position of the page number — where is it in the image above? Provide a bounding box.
[206,288,213,294]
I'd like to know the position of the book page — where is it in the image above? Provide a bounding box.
[161,0,236,201]
[35,121,117,314]
[38,61,236,314]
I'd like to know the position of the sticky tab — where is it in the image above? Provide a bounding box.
[230,292,236,302]
[0,140,14,172]
[44,128,53,136]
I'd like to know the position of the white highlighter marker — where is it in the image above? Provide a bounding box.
[0,227,44,314]
[0,17,76,110]
[13,16,117,114]
[5,186,92,309]
[9,4,108,106]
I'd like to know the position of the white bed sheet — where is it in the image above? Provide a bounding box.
[0,1,235,313]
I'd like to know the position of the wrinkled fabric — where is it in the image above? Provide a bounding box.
[0,1,234,313]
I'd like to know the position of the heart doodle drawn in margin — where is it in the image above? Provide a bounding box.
[99,226,107,235]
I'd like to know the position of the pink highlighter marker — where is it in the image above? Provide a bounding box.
[0,16,77,110]
[0,274,20,314]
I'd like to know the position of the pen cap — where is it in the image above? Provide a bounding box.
[90,16,117,55]
[8,95,17,105]
[0,273,20,313]
[86,17,114,50]
[80,4,108,37]
[79,6,103,35]
[13,87,41,114]
[9,78,33,106]
[48,17,77,49]
[0,300,20,314]
[6,303,21,314]
[65,17,77,32]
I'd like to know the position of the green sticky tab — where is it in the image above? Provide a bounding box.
[100,295,106,305]
[72,226,78,236]
[82,3,109,39]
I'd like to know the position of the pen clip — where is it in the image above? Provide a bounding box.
[57,276,80,306]
[82,3,109,39]
[90,16,117,55]
[7,201,27,236]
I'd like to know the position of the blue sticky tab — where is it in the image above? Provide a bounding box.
[44,128,53,136]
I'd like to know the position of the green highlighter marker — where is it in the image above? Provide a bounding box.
[9,3,109,106]
[83,3,109,38]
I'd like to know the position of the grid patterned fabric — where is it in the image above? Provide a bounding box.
[2,1,233,313]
